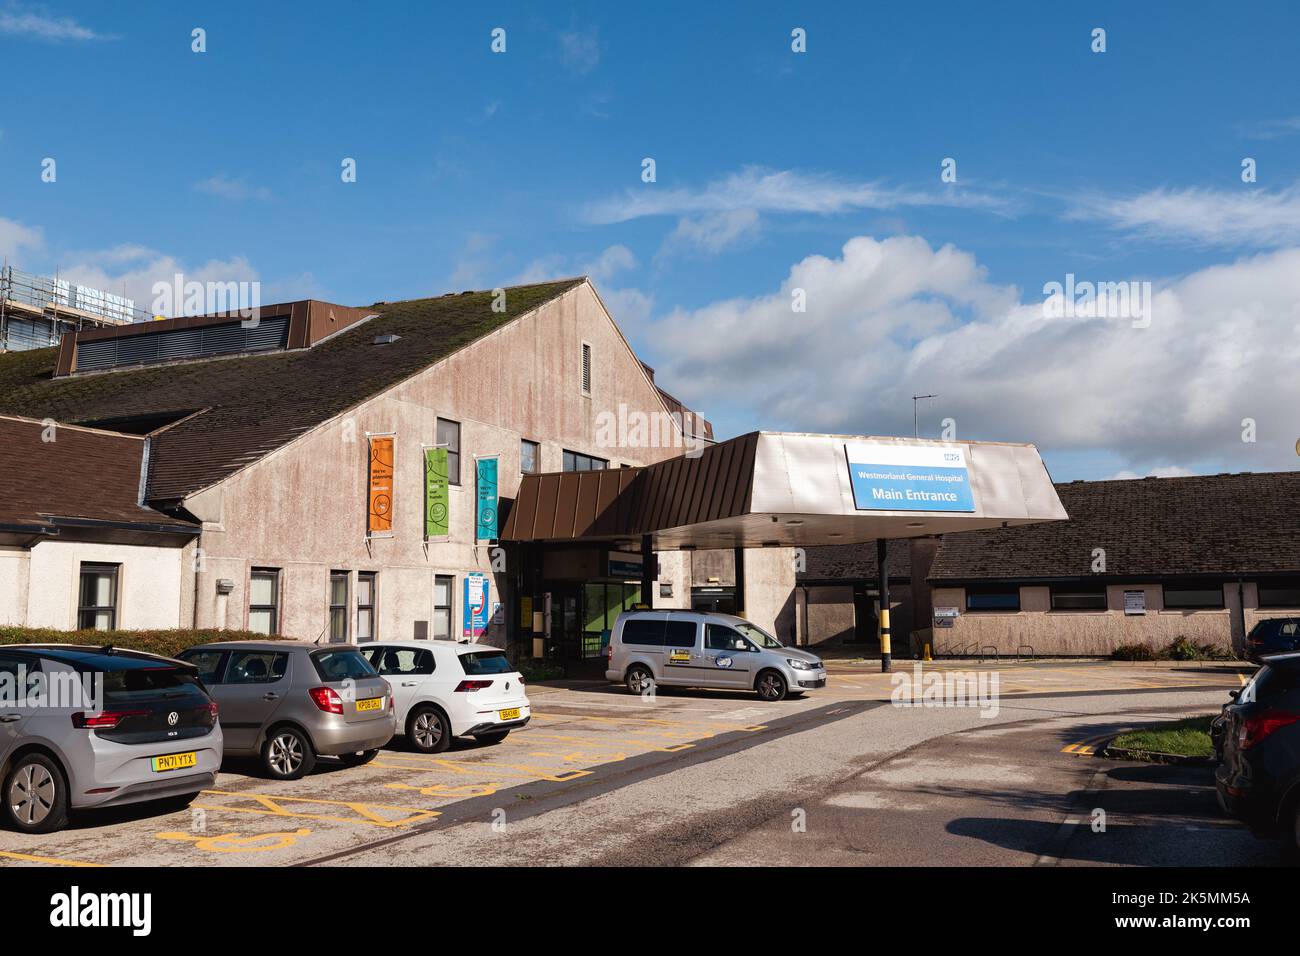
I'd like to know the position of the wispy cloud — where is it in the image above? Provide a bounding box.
[660,209,761,257]
[194,174,272,202]
[0,8,112,42]
[1070,182,1300,247]
[559,25,601,75]
[1238,116,1300,140]
[0,216,44,262]
[583,166,1005,225]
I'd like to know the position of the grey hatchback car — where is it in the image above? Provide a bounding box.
[0,645,222,834]
[177,641,395,780]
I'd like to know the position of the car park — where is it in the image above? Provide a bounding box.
[177,641,394,780]
[1215,652,1300,854]
[0,645,222,834]
[605,609,826,701]
[1244,618,1300,662]
[358,641,530,753]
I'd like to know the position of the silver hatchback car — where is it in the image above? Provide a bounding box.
[605,610,827,701]
[0,644,222,834]
[177,641,395,780]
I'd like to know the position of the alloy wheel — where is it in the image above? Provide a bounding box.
[758,674,785,701]
[412,711,443,750]
[269,733,303,776]
[9,763,55,825]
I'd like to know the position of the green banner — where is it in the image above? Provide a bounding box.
[425,447,449,538]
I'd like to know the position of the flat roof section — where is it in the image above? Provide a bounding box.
[501,431,1068,549]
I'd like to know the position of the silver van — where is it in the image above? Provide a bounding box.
[605,610,826,701]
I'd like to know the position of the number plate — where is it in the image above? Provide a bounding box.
[356,697,383,712]
[151,751,197,773]
[498,708,521,721]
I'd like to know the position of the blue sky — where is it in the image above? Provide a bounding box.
[3,2,1299,480]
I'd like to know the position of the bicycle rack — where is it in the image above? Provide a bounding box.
[1016,643,1035,662]
[976,644,999,662]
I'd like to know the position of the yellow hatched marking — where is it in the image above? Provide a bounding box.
[371,754,593,783]
[196,790,439,828]
[156,828,311,853]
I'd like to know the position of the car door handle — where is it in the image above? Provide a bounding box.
[262,693,279,701]
[400,681,419,687]
[0,714,21,723]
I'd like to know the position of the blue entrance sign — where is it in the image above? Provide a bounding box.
[844,442,975,513]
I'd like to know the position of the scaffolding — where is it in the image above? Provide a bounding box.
[0,263,151,352]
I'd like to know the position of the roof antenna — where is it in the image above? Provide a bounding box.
[313,621,328,645]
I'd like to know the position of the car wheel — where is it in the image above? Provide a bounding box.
[263,726,316,780]
[337,749,378,767]
[407,706,451,754]
[3,753,68,834]
[756,670,788,702]
[473,731,509,746]
[626,665,655,696]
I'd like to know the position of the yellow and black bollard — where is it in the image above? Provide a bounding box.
[877,538,891,673]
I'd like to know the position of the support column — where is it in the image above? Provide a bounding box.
[733,547,746,616]
[877,538,892,673]
[641,534,655,610]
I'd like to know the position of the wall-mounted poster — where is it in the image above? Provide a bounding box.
[425,447,449,538]
[367,435,395,537]
[463,572,489,638]
[476,456,499,540]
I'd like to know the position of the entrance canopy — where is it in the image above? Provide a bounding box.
[501,431,1067,550]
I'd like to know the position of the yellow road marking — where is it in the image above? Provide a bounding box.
[385,782,499,798]
[514,730,695,754]
[371,754,593,783]
[1061,732,1114,755]
[196,790,439,828]
[0,849,104,867]
[532,712,767,733]
[156,828,311,853]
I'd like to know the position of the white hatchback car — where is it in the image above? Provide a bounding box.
[358,641,530,753]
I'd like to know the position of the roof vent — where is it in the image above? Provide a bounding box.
[373,334,401,345]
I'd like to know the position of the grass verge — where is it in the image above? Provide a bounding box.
[1110,715,1215,759]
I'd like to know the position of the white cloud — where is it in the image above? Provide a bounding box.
[559,26,601,75]
[58,246,260,315]
[1105,466,1197,480]
[0,9,110,41]
[584,166,1004,226]
[661,209,761,257]
[639,235,1300,474]
[0,217,44,261]
[194,174,272,202]
[1071,182,1300,247]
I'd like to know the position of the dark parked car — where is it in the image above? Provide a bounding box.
[1244,618,1300,662]
[1215,652,1300,854]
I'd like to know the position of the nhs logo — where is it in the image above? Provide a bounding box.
[844,442,975,513]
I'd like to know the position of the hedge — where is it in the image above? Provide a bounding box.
[0,627,289,660]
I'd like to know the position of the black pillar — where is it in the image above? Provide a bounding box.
[733,547,745,615]
[641,534,655,609]
[877,538,892,673]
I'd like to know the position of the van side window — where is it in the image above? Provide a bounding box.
[664,621,698,648]
[622,619,665,646]
[706,624,749,652]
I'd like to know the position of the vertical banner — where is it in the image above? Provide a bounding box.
[463,572,489,639]
[424,447,449,539]
[367,435,394,537]
[475,456,499,541]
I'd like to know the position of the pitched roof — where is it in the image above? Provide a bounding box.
[929,472,1300,581]
[0,280,582,501]
[796,540,913,584]
[0,415,197,534]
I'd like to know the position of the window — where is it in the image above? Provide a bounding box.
[433,575,454,639]
[328,571,349,642]
[182,649,227,685]
[356,572,377,640]
[965,586,1021,612]
[621,618,665,646]
[664,620,698,648]
[437,418,461,485]
[78,563,119,630]
[371,646,434,676]
[249,569,280,635]
[706,624,749,651]
[563,449,608,472]
[1050,585,1108,611]
[520,439,540,475]
[581,342,592,394]
[226,651,288,684]
[310,648,377,681]
[459,650,513,675]
[1259,579,1300,608]
[1163,585,1224,610]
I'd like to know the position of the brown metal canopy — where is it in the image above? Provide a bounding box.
[501,431,1067,550]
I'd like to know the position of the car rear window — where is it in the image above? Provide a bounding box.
[458,651,513,675]
[102,667,206,705]
[621,618,665,646]
[311,649,377,682]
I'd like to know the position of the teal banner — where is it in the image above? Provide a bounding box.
[475,457,498,541]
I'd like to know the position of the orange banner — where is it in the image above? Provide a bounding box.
[367,435,394,536]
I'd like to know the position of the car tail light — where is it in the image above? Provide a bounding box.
[454,680,493,692]
[71,709,147,730]
[208,701,219,719]
[309,686,344,714]
[1238,709,1300,750]
[387,692,395,713]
